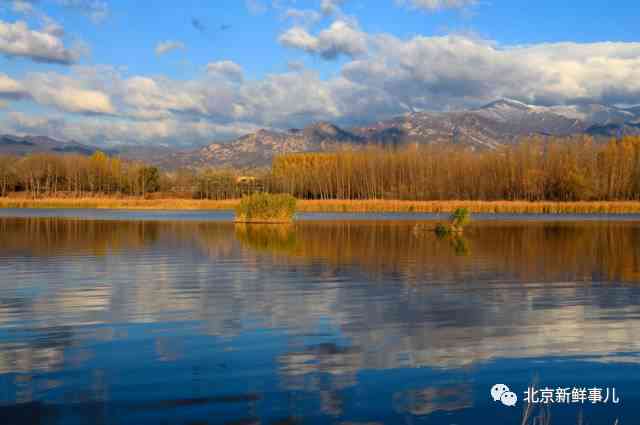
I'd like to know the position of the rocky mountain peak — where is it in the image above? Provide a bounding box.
[479,98,533,111]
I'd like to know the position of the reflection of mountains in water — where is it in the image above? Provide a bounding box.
[1,218,640,376]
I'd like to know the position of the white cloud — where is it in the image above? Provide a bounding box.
[119,76,208,117]
[237,70,342,125]
[0,73,28,99]
[0,19,81,64]
[287,60,305,71]
[5,111,261,146]
[3,33,640,146]
[155,40,185,56]
[344,35,640,109]
[279,27,319,53]
[25,72,115,114]
[9,1,66,36]
[396,0,477,11]
[320,0,346,16]
[205,60,244,82]
[279,20,367,60]
[11,0,37,15]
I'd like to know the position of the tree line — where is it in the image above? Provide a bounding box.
[1,136,640,201]
[271,136,640,201]
[0,151,265,199]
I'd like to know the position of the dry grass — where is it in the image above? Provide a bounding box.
[0,197,238,211]
[2,197,640,214]
[296,199,640,214]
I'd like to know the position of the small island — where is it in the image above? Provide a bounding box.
[234,193,297,223]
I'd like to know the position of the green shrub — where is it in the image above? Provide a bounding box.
[432,208,471,237]
[434,223,450,237]
[450,208,471,231]
[234,193,297,223]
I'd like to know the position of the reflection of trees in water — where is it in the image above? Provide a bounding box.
[2,218,640,378]
[0,218,159,255]
[275,221,640,284]
[3,218,640,284]
[433,232,470,256]
[234,224,297,255]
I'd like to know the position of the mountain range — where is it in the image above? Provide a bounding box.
[2,99,639,169]
[0,134,101,156]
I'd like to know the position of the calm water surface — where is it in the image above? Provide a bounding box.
[1,210,639,424]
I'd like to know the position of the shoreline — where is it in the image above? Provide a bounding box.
[2,197,640,214]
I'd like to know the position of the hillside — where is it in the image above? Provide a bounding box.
[3,100,639,169]
[0,134,98,156]
[153,123,366,169]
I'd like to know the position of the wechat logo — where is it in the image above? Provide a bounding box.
[491,384,518,407]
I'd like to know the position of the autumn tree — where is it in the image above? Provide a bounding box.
[0,155,18,196]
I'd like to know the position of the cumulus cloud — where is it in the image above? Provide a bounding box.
[279,27,318,53]
[5,111,261,146]
[25,72,115,114]
[396,0,477,11]
[8,1,66,36]
[205,60,244,82]
[3,33,640,146]
[155,40,185,56]
[345,35,640,109]
[320,0,346,16]
[0,73,28,99]
[279,20,368,60]
[119,76,209,117]
[0,19,81,64]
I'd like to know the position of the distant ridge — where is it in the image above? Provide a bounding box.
[0,134,99,156]
[4,99,640,169]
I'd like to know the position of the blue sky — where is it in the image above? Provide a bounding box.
[0,0,639,146]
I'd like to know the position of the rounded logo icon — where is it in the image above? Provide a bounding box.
[500,391,518,407]
[491,384,510,402]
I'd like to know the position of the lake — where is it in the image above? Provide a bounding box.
[0,210,639,425]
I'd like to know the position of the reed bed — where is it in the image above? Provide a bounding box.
[0,197,238,211]
[296,199,640,214]
[2,197,640,214]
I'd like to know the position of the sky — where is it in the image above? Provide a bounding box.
[0,0,639,147]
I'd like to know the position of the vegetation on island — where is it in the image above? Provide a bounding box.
[234,193,297,223]
[434,208,471,236]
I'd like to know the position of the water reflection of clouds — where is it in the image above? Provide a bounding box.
[393,384,473,416]
[1,219,640,377]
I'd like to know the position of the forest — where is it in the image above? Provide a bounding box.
[272,136,640,202]
[0,151,264,199]
[1,136,640,202]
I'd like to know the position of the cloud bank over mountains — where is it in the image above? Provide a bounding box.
[1,0,639,147]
